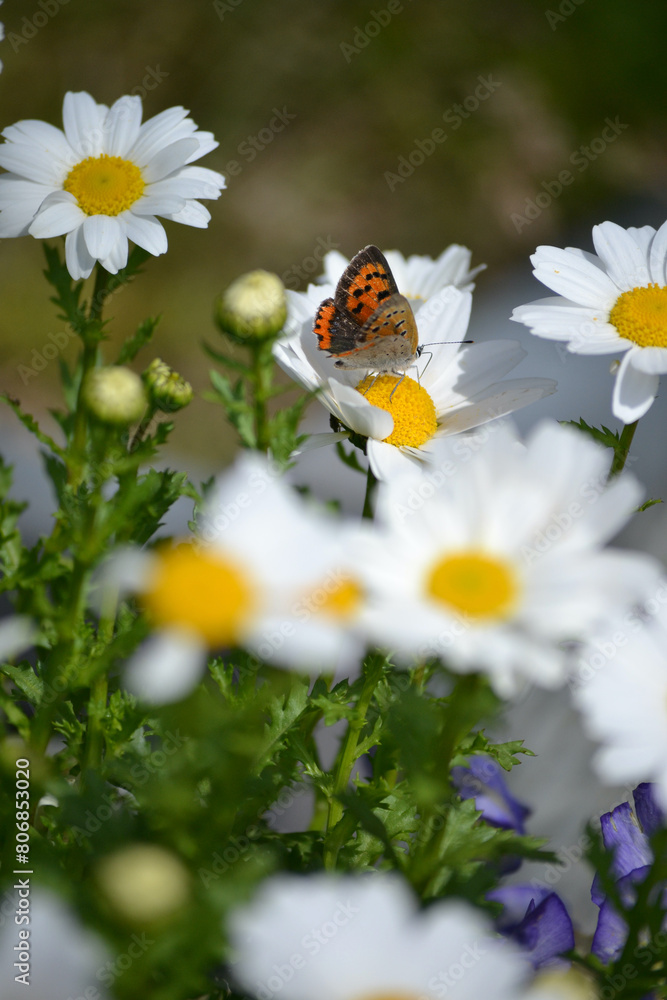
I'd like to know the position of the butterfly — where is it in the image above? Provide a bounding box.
[313,245,421,377]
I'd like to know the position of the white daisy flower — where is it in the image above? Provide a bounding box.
[353,420,661,697]
[228,873,529,1000]
[511,220,667,424]
[276,284,557,481]
[105,453,368,702]
[0,90,225,279]
[317,243,485,299]
[574,601,667,811]
[0,889,110,999]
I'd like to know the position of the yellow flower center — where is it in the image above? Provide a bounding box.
[609,283,667,348]
[426,551,517,619]
[142,544,256,646]
[64,154,145,216]
[297,575,364,621]
[356,374,437,448]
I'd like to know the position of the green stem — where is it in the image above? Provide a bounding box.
[251,340,273,452]
[83,588,117,772]
[609,420,638,478]
[362,465,378,520]
[69,265,109,486]
[323,655,385,868]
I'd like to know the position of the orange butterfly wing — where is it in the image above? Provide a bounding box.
[334,245,399,325]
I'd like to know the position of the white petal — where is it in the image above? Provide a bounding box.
[591,221,651,290]
[2,119,74,167]
[628,346,667,374]
[104,95,143,156]
[649,220,667,285]
[162,200,211,227]
[127,106,191,166]
[29,196,86,237]
[332,381,394,440]
[531,246,619,307]
[612,349,660,423]
[438,378,557,435]
[0,142,67,185]
[125,629,206,704]
[142,137,200,183]
[62,91,108,159]
[132,193,186,216]
[100,233,129,274]
[82,214,123,260]
[124,212,168,255]
[428,340,526,406]
[0,176,55,236]
[291,431,350,455]
[367,439,419,480]
[65,225,95,280]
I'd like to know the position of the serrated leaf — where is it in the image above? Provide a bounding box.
[0,662,44,704]
[116,316,161,364]
[1,396,66,459]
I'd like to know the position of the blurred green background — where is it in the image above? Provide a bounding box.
[1,0,666,467]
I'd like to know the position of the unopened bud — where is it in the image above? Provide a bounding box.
[96,844,190,924]
[143,358,193,412]
[217,269,287,342]
[82,367,147,425]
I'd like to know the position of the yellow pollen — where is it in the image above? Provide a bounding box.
[356,374,437,448]
[609,283,667,348]
[142,544,256,646]
[64,154,145,216]
[426,551,517,619]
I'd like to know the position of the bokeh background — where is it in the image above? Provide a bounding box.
[2,0,667,932]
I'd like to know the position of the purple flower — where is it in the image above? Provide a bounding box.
[451,756,530,834]
[591,784,665,964]
[488,885,574,968]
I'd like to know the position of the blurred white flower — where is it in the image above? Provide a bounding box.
[276,284,556,480]
[0,90,225,279]
[574,600,667,811]
[0,889,110,999]
[228,872,529,1000]
[512,220,667,423]
[105,453,368,702]
[353,420,661,697]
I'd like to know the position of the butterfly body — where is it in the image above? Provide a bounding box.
[314,245,421,375]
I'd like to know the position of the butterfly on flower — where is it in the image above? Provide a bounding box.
[313,245,422,378]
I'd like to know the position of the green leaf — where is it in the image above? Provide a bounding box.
[564,418,620,450]
[637,497,663,512]
[116,315,161,364]
[1,395,66,459]
[0,662,44,705]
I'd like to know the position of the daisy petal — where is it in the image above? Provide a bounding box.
[333,381,394,440]
[438,378,557,435]
[104,95,143,157]
[592,221,651,291]
[628,346,667,374]
[648,220,667,285]
[82,214,123,260]
[123,212,168,255]
[142,137,200,183]
[29,196,85,237]
[62,91,108,159]
[612,350,659,423]
[367,439,418,479]
[163,200,212,227]
[532,247,619,307]
[65,225,95,280]
[125,629,206,704]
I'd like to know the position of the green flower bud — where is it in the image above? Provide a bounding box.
[82,367,147,426]
[217,269,287,342]
[142,358,194,412]
[96,844,190,924]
